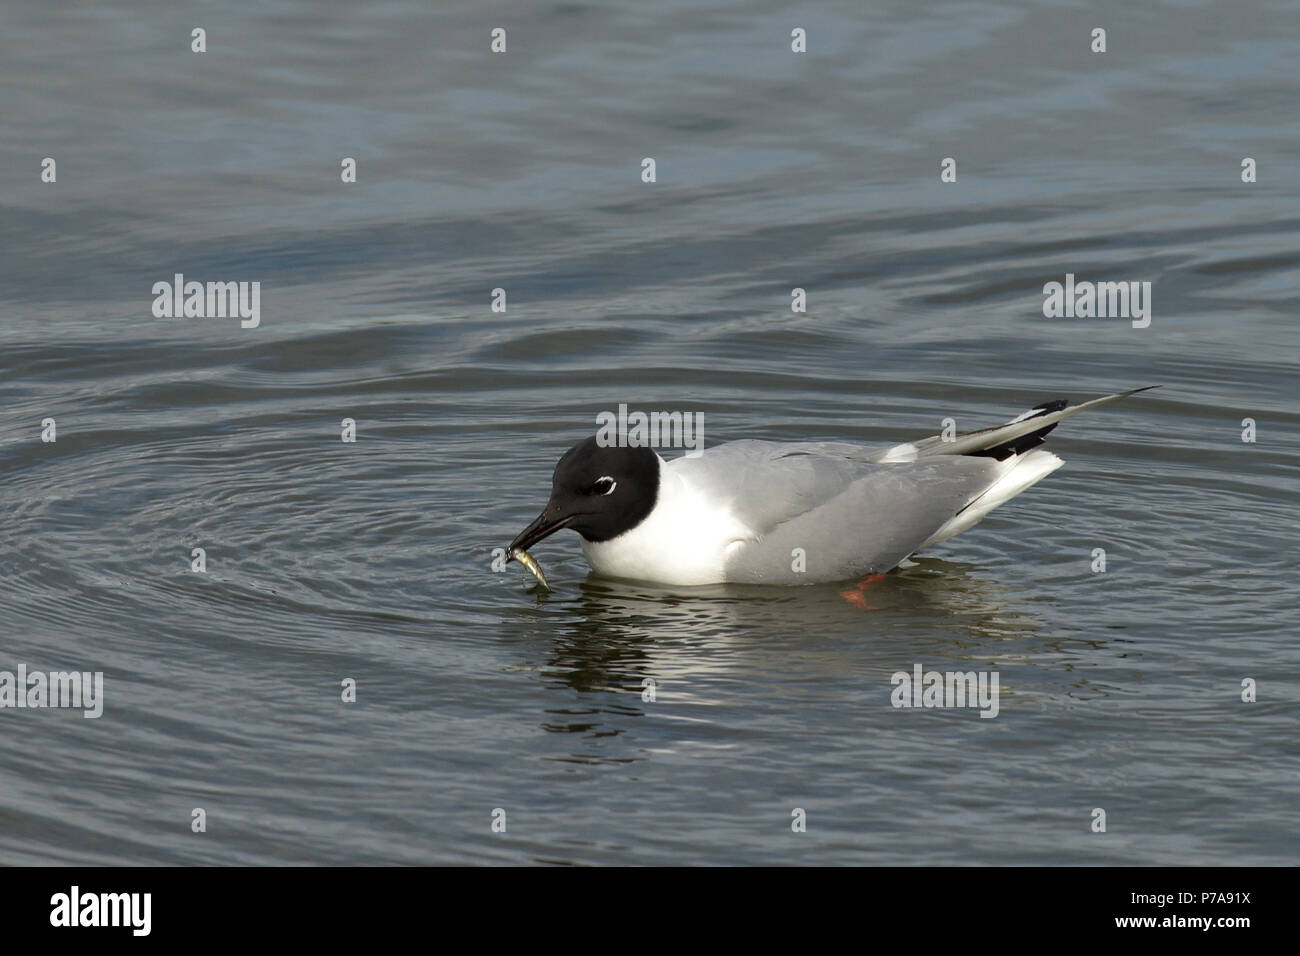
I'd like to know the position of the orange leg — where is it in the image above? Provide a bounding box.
[840,573,887,610]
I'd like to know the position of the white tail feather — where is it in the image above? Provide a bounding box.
[920,450,1064,548]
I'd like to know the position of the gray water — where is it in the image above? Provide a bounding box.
[2,0,1297,865]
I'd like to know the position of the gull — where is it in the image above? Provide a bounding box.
[507,387,1156,586]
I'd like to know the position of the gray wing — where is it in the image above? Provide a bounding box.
[908,386,1158,457]
[670,440,1003,584]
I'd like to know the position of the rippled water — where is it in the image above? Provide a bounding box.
[2,1,1297,865]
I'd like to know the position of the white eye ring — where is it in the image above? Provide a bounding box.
[595,476,617,495]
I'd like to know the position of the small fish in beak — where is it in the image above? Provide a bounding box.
[507,547,550,590]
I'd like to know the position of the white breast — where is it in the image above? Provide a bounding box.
[580,456,754,586]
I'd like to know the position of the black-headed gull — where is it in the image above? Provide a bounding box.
[507,387,1156,586]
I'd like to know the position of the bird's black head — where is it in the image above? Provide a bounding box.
[508,436,660,557]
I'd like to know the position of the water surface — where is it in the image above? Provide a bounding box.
[1,0,1297,865]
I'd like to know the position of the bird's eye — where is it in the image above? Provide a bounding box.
[590,476,617,496]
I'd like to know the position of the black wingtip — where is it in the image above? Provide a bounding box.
[967,422,1060,461]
